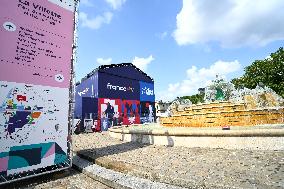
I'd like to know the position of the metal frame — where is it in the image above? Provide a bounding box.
[0,163,71,185]
[69,0,80,174]
[0,0,80,185]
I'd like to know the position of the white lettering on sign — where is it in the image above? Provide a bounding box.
[141,87,154,96]
[78,87,89,96]
[107,83,134,92]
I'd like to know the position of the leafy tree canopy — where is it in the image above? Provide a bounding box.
[179,93,205,104]
[231,47,284,97]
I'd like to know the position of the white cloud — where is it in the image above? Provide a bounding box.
[157,60,241,101]
[97,57,113,65]
[105,0,126,10]
[95,55,154,70]
[80,0,94,7]
[79,12,113,30]
[173,0,284,47]
[168,83,180,93]
[132,55,154,71]
[79,1,126,30]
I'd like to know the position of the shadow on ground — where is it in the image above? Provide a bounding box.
[75,132,177,176]
[77,140,149,160]
[1,168,79,189]
[77,131,175,159]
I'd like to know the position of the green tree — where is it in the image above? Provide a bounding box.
[180,93,205,104]
[232,47,284,97]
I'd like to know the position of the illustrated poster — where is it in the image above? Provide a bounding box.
[0,0,75,180]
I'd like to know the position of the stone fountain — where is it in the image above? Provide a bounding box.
[162,76,284,127]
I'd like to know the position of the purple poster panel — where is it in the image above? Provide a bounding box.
[0,0,75,183]
[0,0,74,88]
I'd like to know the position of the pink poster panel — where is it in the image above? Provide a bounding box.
[0,0,74,88]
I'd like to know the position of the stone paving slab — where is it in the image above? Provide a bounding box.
[73,155,184,189]
[73,132,284,189]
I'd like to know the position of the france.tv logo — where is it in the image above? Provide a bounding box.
[107,83,134,92]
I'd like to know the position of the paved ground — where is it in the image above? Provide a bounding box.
[1,168,112,189]
[2,128,283,189]
[73,132,284,189]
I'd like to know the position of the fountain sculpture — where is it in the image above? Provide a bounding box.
[162,76,284,127]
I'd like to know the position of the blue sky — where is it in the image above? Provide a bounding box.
[76,0,284,101]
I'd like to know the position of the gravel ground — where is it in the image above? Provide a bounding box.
[1,168,112,189]
[73,132,284,189]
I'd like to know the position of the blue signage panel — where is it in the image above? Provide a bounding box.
[98,72,140,100]
[74,74,98,118]
[140,81,155,102]
[82,97,98,119]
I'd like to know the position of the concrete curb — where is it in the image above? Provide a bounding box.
[109,127,284,137]
[74,153,239,189]
[72,155,185,189]
[108,127,284,150]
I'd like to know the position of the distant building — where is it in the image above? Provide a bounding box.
[75,63,155,131]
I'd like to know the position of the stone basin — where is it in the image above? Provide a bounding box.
[109,123,284,150]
